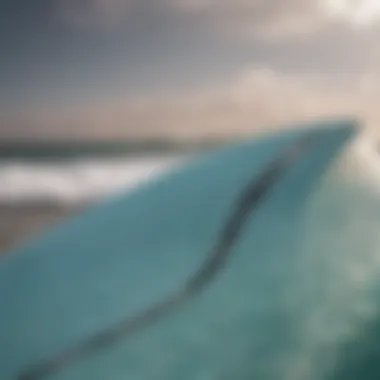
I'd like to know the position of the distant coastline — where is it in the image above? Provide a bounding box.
[0,138,230,161]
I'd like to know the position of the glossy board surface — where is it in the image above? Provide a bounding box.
[0,120,358,380]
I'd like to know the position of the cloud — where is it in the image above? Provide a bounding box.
[168,0,328,40]
[324,0,380,26]
[3,66,379,140]
[58,0,380,40]
[58,0,136,29]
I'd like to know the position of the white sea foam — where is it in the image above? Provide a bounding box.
[0,155,189,205]
[0,131,378,207]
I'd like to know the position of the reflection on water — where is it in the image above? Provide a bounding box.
[273,143,380,380]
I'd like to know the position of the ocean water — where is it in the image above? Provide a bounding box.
[0,154,191,250]
[0,155,189,206]
[2,125,380,380]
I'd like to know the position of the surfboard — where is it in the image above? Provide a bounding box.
[0,119,358,380]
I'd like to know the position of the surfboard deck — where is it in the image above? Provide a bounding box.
[0,119,358,380]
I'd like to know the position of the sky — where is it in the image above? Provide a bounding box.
[1,0,380,140]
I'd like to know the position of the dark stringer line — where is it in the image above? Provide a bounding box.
[17,132,320,380]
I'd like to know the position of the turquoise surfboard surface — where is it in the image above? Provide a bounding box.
[0,120,360,379]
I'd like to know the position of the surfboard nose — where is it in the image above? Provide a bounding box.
[321,117,359,137]
[293,117,359,141]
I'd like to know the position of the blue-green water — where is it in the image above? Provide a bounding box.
[2,121,380,380]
